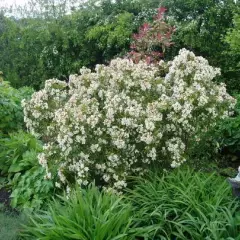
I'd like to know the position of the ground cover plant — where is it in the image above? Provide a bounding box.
[0,131,54,209]
[21,184,136,240]
[128,169,240,240]
[0,211,24,240]
[21,169,240,240]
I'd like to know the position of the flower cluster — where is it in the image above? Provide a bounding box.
[23,49,236,191]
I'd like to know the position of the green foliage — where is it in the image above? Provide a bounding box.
[225,13,240,94]
[0,0,155,89]
[189,94,240,170]
[0,131,54,209]
[0,131,42,175]
[0,0,239,93]
[187,131,219,170]
[161,0,240,93]
[214,94,240,162]
[86,12,134,60]
[226,13,240,52]
[186,94,240,174]
[161,0,237,58]
[0,212,25,240]
[22,184,136,240]
[10,166,54,210]
[0,0,171,89]
[128,169,240,240]
[21,169,240,239]
[0,75,51,210]
[0,81,33,135]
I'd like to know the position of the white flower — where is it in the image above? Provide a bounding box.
[23,49,235,191]
[55,182,61,188]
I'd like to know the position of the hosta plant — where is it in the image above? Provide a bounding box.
[22,49,235,191]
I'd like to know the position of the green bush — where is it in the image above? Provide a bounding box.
[226,13,240,53]
[10,165,54,209]
[0,131,54,209]
[0,131,42,176]
[0,79,52,209]
[128,169,240,240]
[215,94,240,159]
[0,80,33,135]
[22,184,136,240]
[189,94,240,170]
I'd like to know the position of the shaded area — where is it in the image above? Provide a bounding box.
[0,187,11,207]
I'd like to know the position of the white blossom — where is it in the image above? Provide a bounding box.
[23,49,236,191]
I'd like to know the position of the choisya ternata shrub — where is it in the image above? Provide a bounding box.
[22,49,236,191]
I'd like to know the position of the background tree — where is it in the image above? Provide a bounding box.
[225,13,240,93]
[0,0,239,92]
[0,0,160,88]
[160,0,240,93]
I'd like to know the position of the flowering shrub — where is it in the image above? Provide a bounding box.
[22,49,235,191]
[129,7,175,64]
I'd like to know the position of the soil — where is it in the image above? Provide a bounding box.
[0,187,11,208]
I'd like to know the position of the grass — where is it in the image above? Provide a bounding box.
[21,184,136,240]
[0,209,24,240]
[127,168,240,240]
[4,168,240,240]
